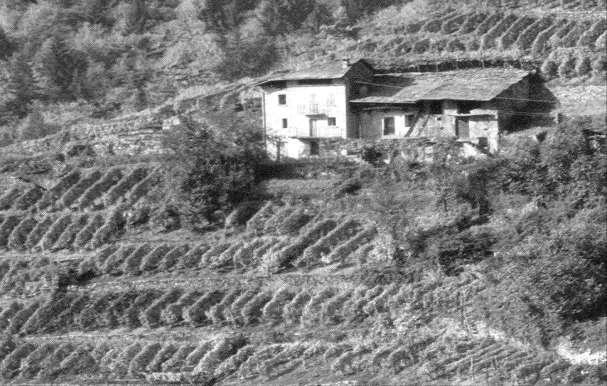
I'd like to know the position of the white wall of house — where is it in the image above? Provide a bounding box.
[262,80,348,139]
[357,108,418,139]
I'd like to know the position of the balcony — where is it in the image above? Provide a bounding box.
[277,126,345,138]
[297,104,331,116]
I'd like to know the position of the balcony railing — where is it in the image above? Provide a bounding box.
[297,104,330,116]
[272,126,345,138]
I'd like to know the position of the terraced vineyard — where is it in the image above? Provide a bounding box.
[0,159,604,385]
[314,8,607,79]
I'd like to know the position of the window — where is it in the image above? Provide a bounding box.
[278,94,286,105]
[405,114,415,128]
[282,119,288,128]
[383,117,395,136]
[327,94,336,107]
[429,101,442,115]
[328,117,336,126]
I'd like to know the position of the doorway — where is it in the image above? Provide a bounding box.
[456,117,470,139]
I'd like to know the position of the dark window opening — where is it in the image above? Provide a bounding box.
[383,117,395,136]
[310,141,320,156]
[278,94,287,105]
[328,117,336,126]
[298,79,331,85]
[405,114,415,127]
[282,119,288,128]
[457,101,481,114]
[429,101,443,115]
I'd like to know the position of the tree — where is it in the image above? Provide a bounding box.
[0,52,37,118]
[340,0,398,22]
[214,34,277,80]
[0,27,14,60]
[163,113,266,229]
[197,0,258,37]
[32,35,88,100]
[256,0,316,36]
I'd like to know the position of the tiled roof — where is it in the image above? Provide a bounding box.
[351,68,530,103]
[258,60,369,84]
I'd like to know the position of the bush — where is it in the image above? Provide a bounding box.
[179,243,211,269]
[40,214,72,250]
[13,186,44,210]
[129,342,162,375]
[0,342,36,379]
[161,345,196,372]
[104,167,148,207]
[16,111,58,140]
[207,289,241,325]
[7,217,37,251]
[163,112,266,229]
[227,289,258,325]
[0,336,17,364]
[213,345,255,379]
[58,346,96,377]
[77,167,123,209]
[0,215,22,248]
[302,288,334,325]
[52,214,89,251]
[88,206,127,250]
[37,169,81,210]
[262,288,294,321]
[36,342,74,380]
[146,343,178,373]
[282,291,311,325]
[18,342,57,379]
[72,213,104,249]
[103,245,135,275]
[7,301,39,334]
[321,292,351,324]
[184,341,214,371]
[159,245,189,271]
[140,244,171,272]
[123,244,152,275]
[139,288,182,328]
[60,170,103,209]
[161,290,201,325]
[0,187,23,210]
[120,290,159,327]
[296,219,361,267]
[192,336,246,376]
[277,208,312,235]
[241,291,272,325]
[275,219,337,269]
[0,302,22,331]
[184,291,223,326]
[322,226,377,265]
[108,343,141,378]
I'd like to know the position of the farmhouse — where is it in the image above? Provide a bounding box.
[258,59,533,159]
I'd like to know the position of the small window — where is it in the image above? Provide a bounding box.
[383,117,395,136]
[310,141,320,156]
[327,94,336,107]
[282,119,288,128]
[405,114,415,127]
[278,94,287,105]
[429,101,442,115]
[328,117,336,126]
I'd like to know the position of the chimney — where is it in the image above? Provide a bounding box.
[341,58,351,69]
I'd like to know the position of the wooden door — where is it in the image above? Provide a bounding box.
[309,119,319,137]
[456,117,470,139]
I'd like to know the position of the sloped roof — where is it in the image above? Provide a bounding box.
[351,68,530,104]
[257,59,370,85]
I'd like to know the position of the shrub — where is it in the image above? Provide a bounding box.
[297,219,361,268]
[60,170,103,209]
[282,291,311,325]
[37,169,81,210]
[52,214,89,251]
[575,55,593,77]
[237,344,283,379]
[0,342,36,379]
[237,291,270,326]
[140,244,171,272]
[475,13,503,35]
[517,17,553,51]
[0,215,22,248]
[225,201,261,229]
[213,345,255,379]
[561,23,586,47]
[259,343,306,378]
[103,245,136,276]
[72,213,104,249]
[129,342,162,375]
[262,288,294,322]
[595,31,607,51]
[346,286,383,322]
[13,186,44,210]
[108,343,141,378]
[161,345,196,372]
[458,12,487,34]
[146,343,178,373]
[362,284,397,316]
[207,288,241,325]
[421,17,442,33]
[192,336,246,376]
[246,201,275,235]
[441,14,467,34]
[7,301,39,334]
[22,295,69,334]
[123,244,152,275]
[302,288,335,325]
[35,342,74,380]
[77,167,123,209]
[159,245,190,271]
[210,241,245,270]
[321,292,351,324]
[88,206,127,250]
[0,302,22,331]
[161,291,201,325]
[40,214,72,250]
[498,15,535,50]
[541,57,559,79]
[139,288,183,328]
[446,38,466,52]
[227,289,258,325]
[98,347,121,377]
[577,19,606,47]
[184,341,214,371]
[323,343,351,361]
[233,239,266,268]
[275,219,337,269]
[58,346,96,377]
[0,336,16,364]
[18,342,57,379]
[7,217,37,251]
[184,291,224,326]
[480,14,517,50]
[104,291,137,328]
[200,242,232,267]
[557,54,576,79]
[277,208,312,235]
[322,226,377,265]
[0,187,23,210]
[531,22,562,56]
[178,243,211,269]
[104,167,149,206]
[126,170,158,206]
[77,294,113,330]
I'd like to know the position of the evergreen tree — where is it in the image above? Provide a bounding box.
[256,0,316,36]
[1,52,37,118]
[197,0,258,36]
[0,27,14,60]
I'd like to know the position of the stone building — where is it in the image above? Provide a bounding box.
[258,59,532,159]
